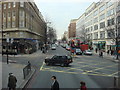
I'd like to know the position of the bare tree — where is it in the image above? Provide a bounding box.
[47,27,57,43]
[79,25,90,43]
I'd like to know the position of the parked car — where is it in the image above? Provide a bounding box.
[66,45,71,51]
[45,55,73,66]
[75,48,82,55]
[51,44,56,50]
[84,50,92,55]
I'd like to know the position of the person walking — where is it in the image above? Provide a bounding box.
[51,76,59,90]
[95,48,97,53]
[80,81,87,90]
[28,61,31,71]
[8,73,17,90]
[107,50,109,55]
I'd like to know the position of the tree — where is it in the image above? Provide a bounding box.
[78,25,90,43]
[61,35,67,41]
[47,27,57,43]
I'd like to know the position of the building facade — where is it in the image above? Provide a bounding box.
[76,0,120,52]
[68,19,77,39]
[0,1,47,54]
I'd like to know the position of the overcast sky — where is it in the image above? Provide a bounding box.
[34,0,99,39]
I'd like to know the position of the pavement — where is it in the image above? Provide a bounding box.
[1,56,35,89]
[93,51,120,63]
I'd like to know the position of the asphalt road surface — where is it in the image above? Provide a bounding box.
[2,46,119,89]
[27,46,119,89]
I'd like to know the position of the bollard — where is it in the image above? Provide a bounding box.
[114,76,118,88]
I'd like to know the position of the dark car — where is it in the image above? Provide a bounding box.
[45,55,73,66]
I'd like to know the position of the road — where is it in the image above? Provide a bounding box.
[2,46,119,89]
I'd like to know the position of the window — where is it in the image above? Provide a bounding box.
[19,21,24,28]
[12,11,15,17]
[8,12,11,17]
[0,4,2,9]
[3,22,6,28]
[94,10,98,16]
[4,4,6,9]
[100,31,105,39]
[94,17,98,23]
[107,30,115,38]
[99,14,105,21]
[8,3,11,8]
[100,22,105,29]
[106,1,114,8]
[118,16,120,23]
[117,5,120,12]
[20,2,24,7]
[91,26,93,31]
[19,10,24,17]
[94,32,98,39]
[13,2,16,7]
[107,9,114,17]
[12,21,15,27]
[99,5,105,12]
[107,18,114,26]
[7,22,11,28]
[94,24,98,30]
[3,12,6,18]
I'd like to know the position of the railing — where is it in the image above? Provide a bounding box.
[23,63,31,79]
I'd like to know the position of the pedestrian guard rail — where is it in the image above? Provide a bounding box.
[23,64,31,79]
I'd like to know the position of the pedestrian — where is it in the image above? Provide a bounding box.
[95,48,97,53]
[107,50,109,55]
[111,50,114,55]
[51,76,59,90]
[101,51,103,58]
[28,61,31,71]
[8,73,17,90]
[80,81,87,90]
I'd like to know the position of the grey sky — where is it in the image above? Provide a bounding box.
[35,0,98,39]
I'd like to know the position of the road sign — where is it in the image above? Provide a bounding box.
[6,38,9,42]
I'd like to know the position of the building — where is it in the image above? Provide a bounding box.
[76,0,120,52]
[0,1,47,54]
[63,31,68,41]
[68,19,77,39]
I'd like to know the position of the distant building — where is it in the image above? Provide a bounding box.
[68,19,77,39]
[63,31,68,41]
[76,0,120,52]
[0,1,47,54]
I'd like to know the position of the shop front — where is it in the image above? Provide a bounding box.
[98,41,106,51]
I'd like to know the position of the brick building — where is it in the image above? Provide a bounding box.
[68,19,77,39]
[0,1,47,54]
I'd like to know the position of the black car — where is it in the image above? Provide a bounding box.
[45,55,73,66]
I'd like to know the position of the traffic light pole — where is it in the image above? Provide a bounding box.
[6,42,9,64]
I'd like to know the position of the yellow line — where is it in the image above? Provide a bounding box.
[40,62,45,71]
[86,64,117,73]
[41,69,114,77]
[109,71,120,76]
